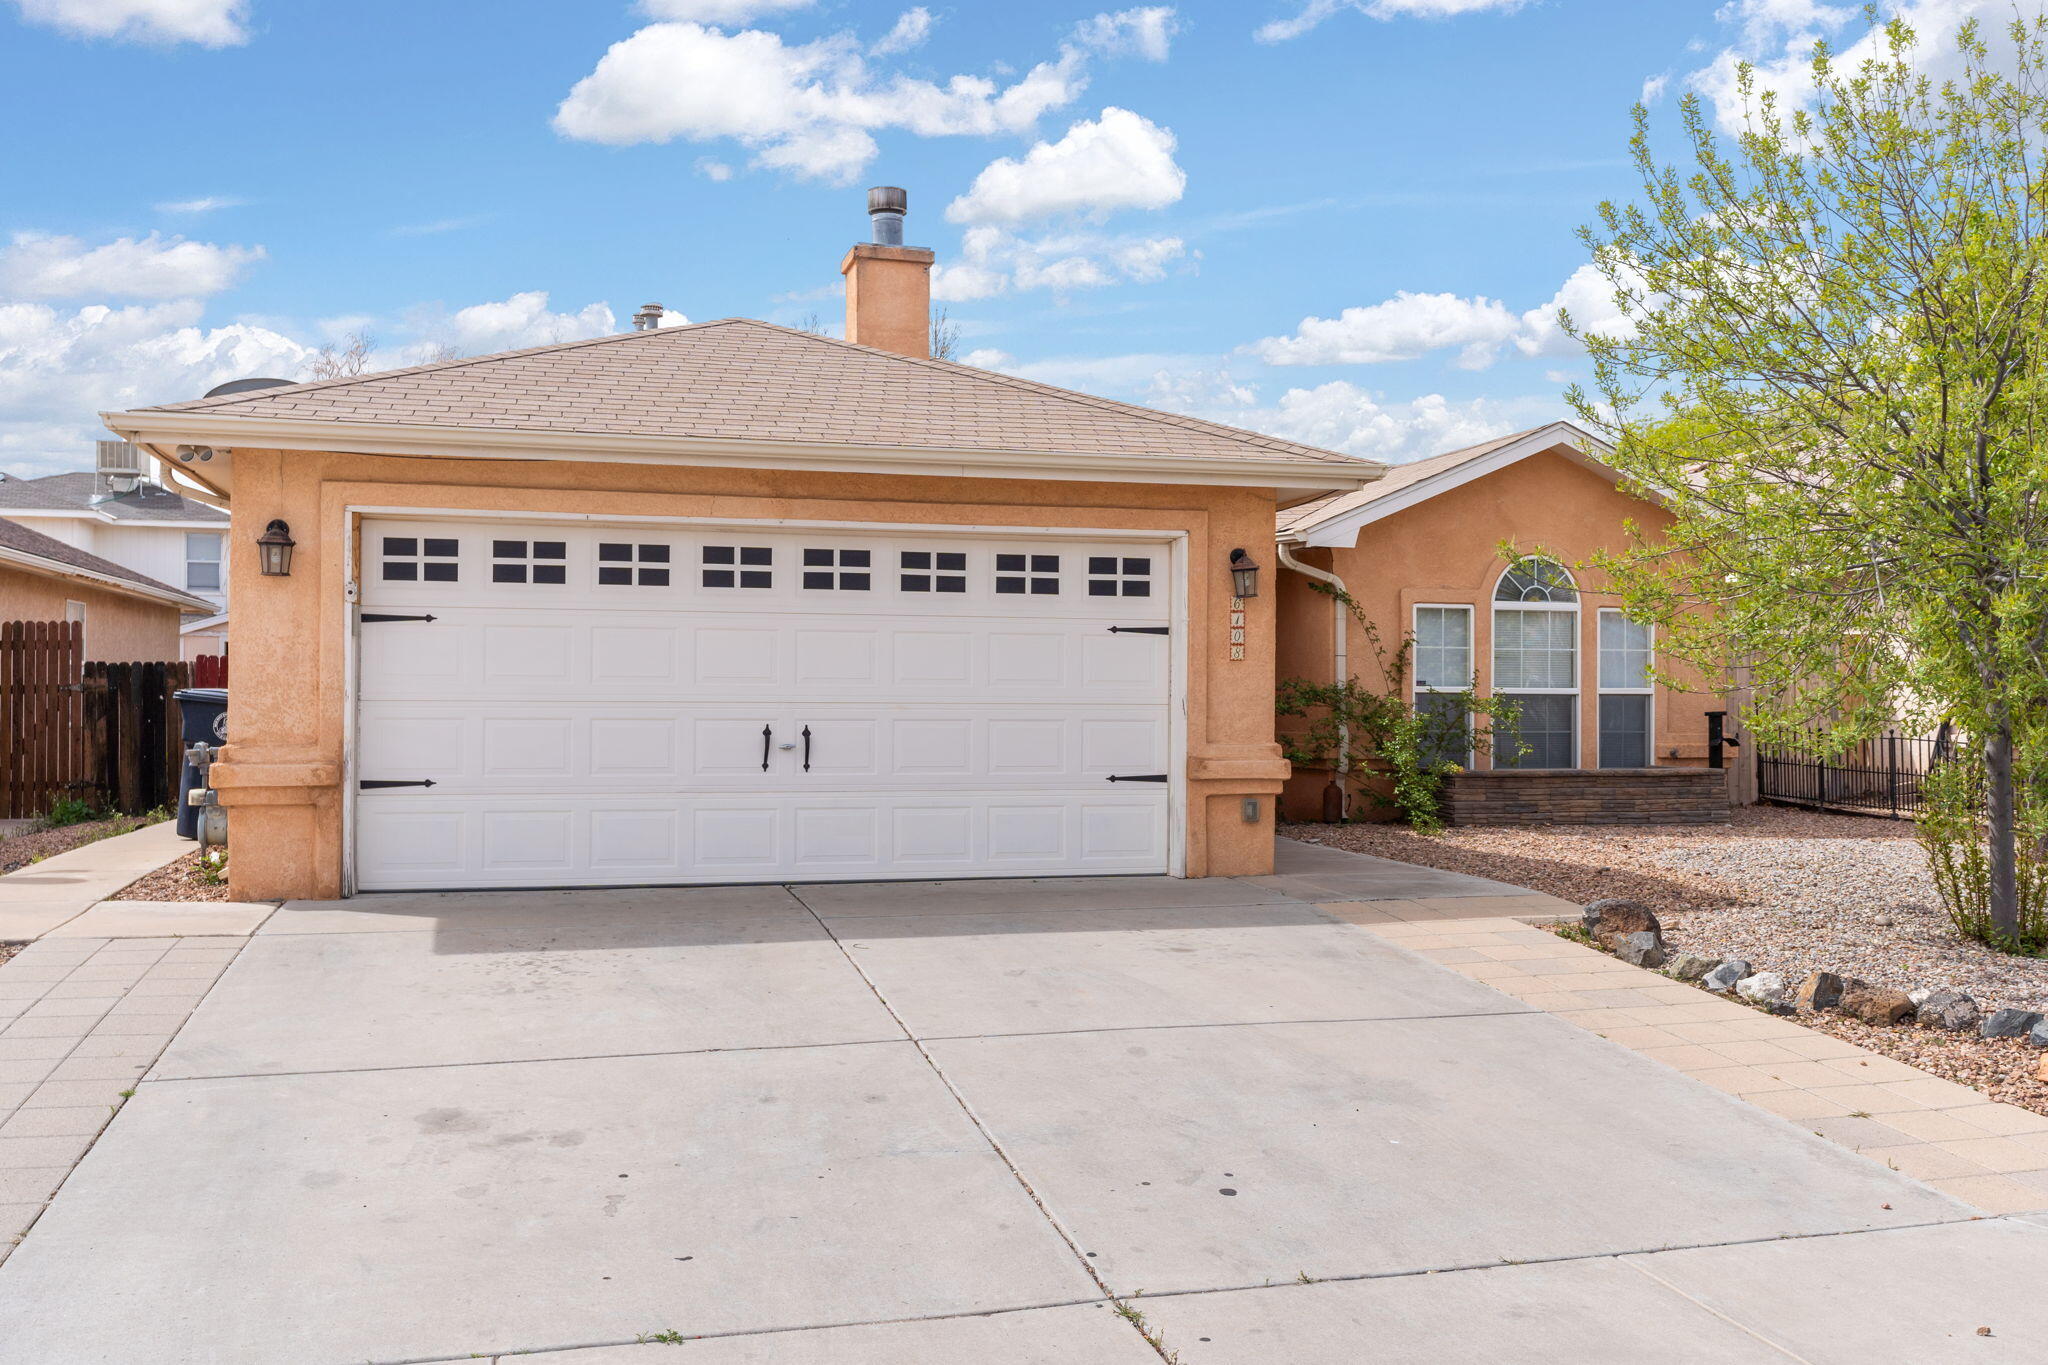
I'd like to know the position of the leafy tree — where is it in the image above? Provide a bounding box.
[1568,15,2048,943]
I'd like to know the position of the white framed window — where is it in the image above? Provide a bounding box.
[1412,604,1474,767]
[1597,609,1654,769]
[1492,557,1578,769]
[186,532,223,593]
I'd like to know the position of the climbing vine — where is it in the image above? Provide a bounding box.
[1276,583,1521,831]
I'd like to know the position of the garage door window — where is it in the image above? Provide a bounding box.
[381,536,459,582]
[995,553,1060,595]
[802,548,872,590]
[597,542,671,587]
[1087,555,1152,597]
[900,550,966,593]
[492,539,568,585]
[702,545,773,588]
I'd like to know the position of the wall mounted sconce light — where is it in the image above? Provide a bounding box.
[256,519,296,577]
[1229,548,1261,599]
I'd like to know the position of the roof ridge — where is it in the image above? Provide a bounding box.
[729,318,1362,465]
[0,514,201,601]
[157,317,756,412]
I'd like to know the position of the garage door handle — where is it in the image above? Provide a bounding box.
[761,724,772,771]
[1106,773,1168,783]
[360,779,438,790]
[1107,626,1169,635]
[801,725,812,772]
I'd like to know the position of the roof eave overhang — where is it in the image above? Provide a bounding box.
[1278,421,1658,548]
[0,543,215,613]
[102,410,1381,506]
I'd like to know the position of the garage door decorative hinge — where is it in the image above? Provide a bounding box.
[1106,773,1169,783]
[1107,626,1170,635]
[359,779,438,789]
[359,613,438,623]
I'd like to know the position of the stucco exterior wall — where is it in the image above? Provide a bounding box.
[1275,450,1722,819]
[212,447,1293,901]
[0,564,183,662]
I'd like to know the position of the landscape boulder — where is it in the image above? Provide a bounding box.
[1702,960,1752,994]
[1669,954,1721,983]
[1839,984,1916,1026]
[1979,1008,2045,1041]
[1612,931,1667,968]
[1796,971,1848,1012]
[2038,1054,2048,1083]
[1583,898,1661,949]
[1736,972,1792,1009]
[1917,989,1982,1033]
[2031,1019,2048,1049]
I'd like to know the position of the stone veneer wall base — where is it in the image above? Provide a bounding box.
[1445,768,1730,826]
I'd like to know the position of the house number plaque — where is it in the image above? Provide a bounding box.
[1229,596,1247,661]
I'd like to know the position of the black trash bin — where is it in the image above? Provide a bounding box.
[173,688,229,840]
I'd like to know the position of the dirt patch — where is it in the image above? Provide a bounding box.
[0,816,159,877]
[113,849,229,903]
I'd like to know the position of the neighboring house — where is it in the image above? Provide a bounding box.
[0,516,216,661]
[102,189,1381,902]
[0,449,231,629]
[1274,421,1724,819]
[179,610,230,664]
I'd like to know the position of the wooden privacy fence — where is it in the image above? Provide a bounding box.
[0,620,191,819]
[191,652,228,688]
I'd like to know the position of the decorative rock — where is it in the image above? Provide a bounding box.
[1612,931,1667,968]
[1908,987,1934,1008]
[1702,960,1752,994]
[1917,989,1982,1033]
[1839,984,1915,1026]
[1668,954,1720,983]
[1583,898,1661,949]
[2037,1053,2048,1083]
[1979,1008,2045,1040]
[2030,1019,2048,1049]
[1736,972,1791,1008]
[1796,971,1848,1012]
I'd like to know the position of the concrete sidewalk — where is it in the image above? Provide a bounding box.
[0,821,193,941]
[0,845,2044,1361]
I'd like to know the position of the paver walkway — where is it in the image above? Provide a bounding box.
[0,839,2042,1362]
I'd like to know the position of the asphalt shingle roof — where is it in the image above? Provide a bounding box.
[0,516,204,604]
[0,472,227,523]
[140,318,1371,469]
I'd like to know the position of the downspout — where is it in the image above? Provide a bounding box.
[1277,541,1351,821]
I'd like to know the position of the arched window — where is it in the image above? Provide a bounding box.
[1492,558,1578,768]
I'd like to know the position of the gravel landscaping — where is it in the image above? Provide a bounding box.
[1285,806,2048,1116]
[113,848,229,902]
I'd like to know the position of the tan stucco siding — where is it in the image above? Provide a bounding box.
[0,563,183,662]
[213,446,1294,901]
[1276,450,1719,818]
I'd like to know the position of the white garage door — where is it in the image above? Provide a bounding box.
[352,518,1176,891]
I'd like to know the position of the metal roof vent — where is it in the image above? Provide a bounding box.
[204,376,296,398]
[632,302,665,332]
[867,186,907,246]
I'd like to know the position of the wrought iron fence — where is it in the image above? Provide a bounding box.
[1755,726,1958,819]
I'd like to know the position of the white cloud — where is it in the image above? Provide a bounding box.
[1640,70,1671,103]
[389,216,487,238]
[553,16,1112,184]
[960,347,1013,369]
[1252,291,1520,368]
[12,0,248,45]
[420,291,622,356]
[1072,6,1177,61]
[870,6,931,55]
[1194,382,1544,461]
[1514,262,1637,357]
[155,195,246,215]
[0,300,311,478]
[695,157,735,181]
[636,0,811,21]
[1255,0,1527,43]
[0,232,263,300]
[1251,264,1641,370]
[935,224,1187,299]
[1683,0,2013,133]
[946,107,1185,226]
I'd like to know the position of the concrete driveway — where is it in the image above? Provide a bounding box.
[2,847,2046,1363]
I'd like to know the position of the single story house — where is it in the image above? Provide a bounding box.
[103,190,1382,902]
[0,515,216,660]
[1274,422,1728,823]
[179,610,230,664]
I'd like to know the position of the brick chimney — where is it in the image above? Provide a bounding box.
[840,186,934,358]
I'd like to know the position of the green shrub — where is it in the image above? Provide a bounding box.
[1921,752,2048,956]
[42,796,105,828]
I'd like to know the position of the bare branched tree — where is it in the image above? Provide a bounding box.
[929,307,959,362]
[306,333,374,380]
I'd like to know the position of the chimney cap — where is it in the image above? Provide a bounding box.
[632,302,665,332]
[867,186,908,216]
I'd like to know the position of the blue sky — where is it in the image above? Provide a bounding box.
[0,0,2010,477]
